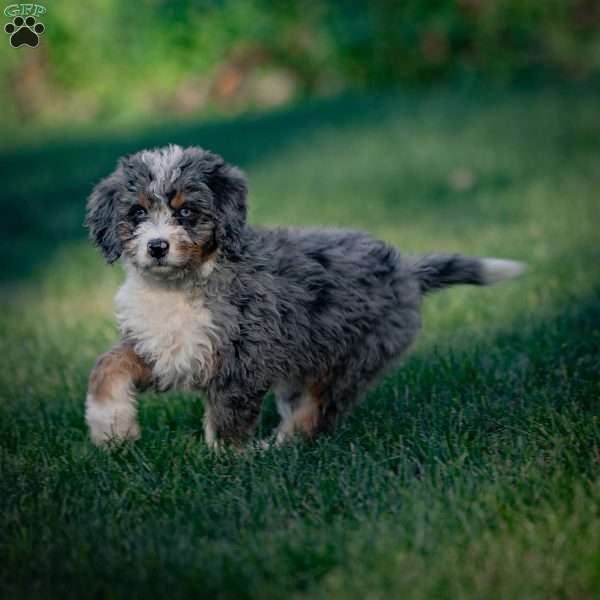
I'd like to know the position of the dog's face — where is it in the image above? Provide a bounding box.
[86,145,247,277]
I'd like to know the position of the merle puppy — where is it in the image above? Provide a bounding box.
[85,144,525,448]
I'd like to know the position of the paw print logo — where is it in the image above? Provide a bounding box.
[4,16,45,48]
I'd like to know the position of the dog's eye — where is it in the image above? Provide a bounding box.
[129,206,147,221]
[178,208,193,218]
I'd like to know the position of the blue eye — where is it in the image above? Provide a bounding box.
[179,208,192,218]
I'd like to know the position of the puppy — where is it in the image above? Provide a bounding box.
[85,144,525,448]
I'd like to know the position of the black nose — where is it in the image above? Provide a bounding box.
[147,238,169,259]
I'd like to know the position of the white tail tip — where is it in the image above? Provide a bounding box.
[480,258,527,285]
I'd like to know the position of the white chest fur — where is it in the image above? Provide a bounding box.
[115,274,219,390]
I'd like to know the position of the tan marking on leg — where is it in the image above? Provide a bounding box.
[275,392,321,444]
[276,373,331,444]
[292,393,321,434]
[89,345,152,402]
[86,344,152,446]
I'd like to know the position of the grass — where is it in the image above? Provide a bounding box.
[1,81,600,599]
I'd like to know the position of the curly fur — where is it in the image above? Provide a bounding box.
[84,144,525,447]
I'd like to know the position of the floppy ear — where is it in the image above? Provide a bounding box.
[85,171,124,264]
[207,159,248,260]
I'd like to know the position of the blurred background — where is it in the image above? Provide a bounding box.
[2,3,600,598]
[2,0,600,136]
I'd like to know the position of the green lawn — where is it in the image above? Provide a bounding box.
[1,82,599,599]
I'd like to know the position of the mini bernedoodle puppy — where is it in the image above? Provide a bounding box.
[85,144,525,448]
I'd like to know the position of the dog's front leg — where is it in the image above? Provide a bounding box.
[203,388,266,451]
[85,343,152,446]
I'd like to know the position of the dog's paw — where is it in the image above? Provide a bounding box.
[205,437,223,453]
[86,396,140,446]
[4,16,44,48]
[249,438,276,452]
[89,420,141,447]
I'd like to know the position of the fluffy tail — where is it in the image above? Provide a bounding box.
[411,254,526,294]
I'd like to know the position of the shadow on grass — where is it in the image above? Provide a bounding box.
[5,80,596,284]
[2,81,598,284]
[0,91,409,283]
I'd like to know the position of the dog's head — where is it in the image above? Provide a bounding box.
[86,145,247,277]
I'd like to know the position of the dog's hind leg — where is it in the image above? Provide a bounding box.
[273,386,313,445]
[85,343,152,446]
[273,370,361,444]
[274,357,393,444]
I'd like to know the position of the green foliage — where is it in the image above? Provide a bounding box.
[1,0,600,130]
[1,82,599,598]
